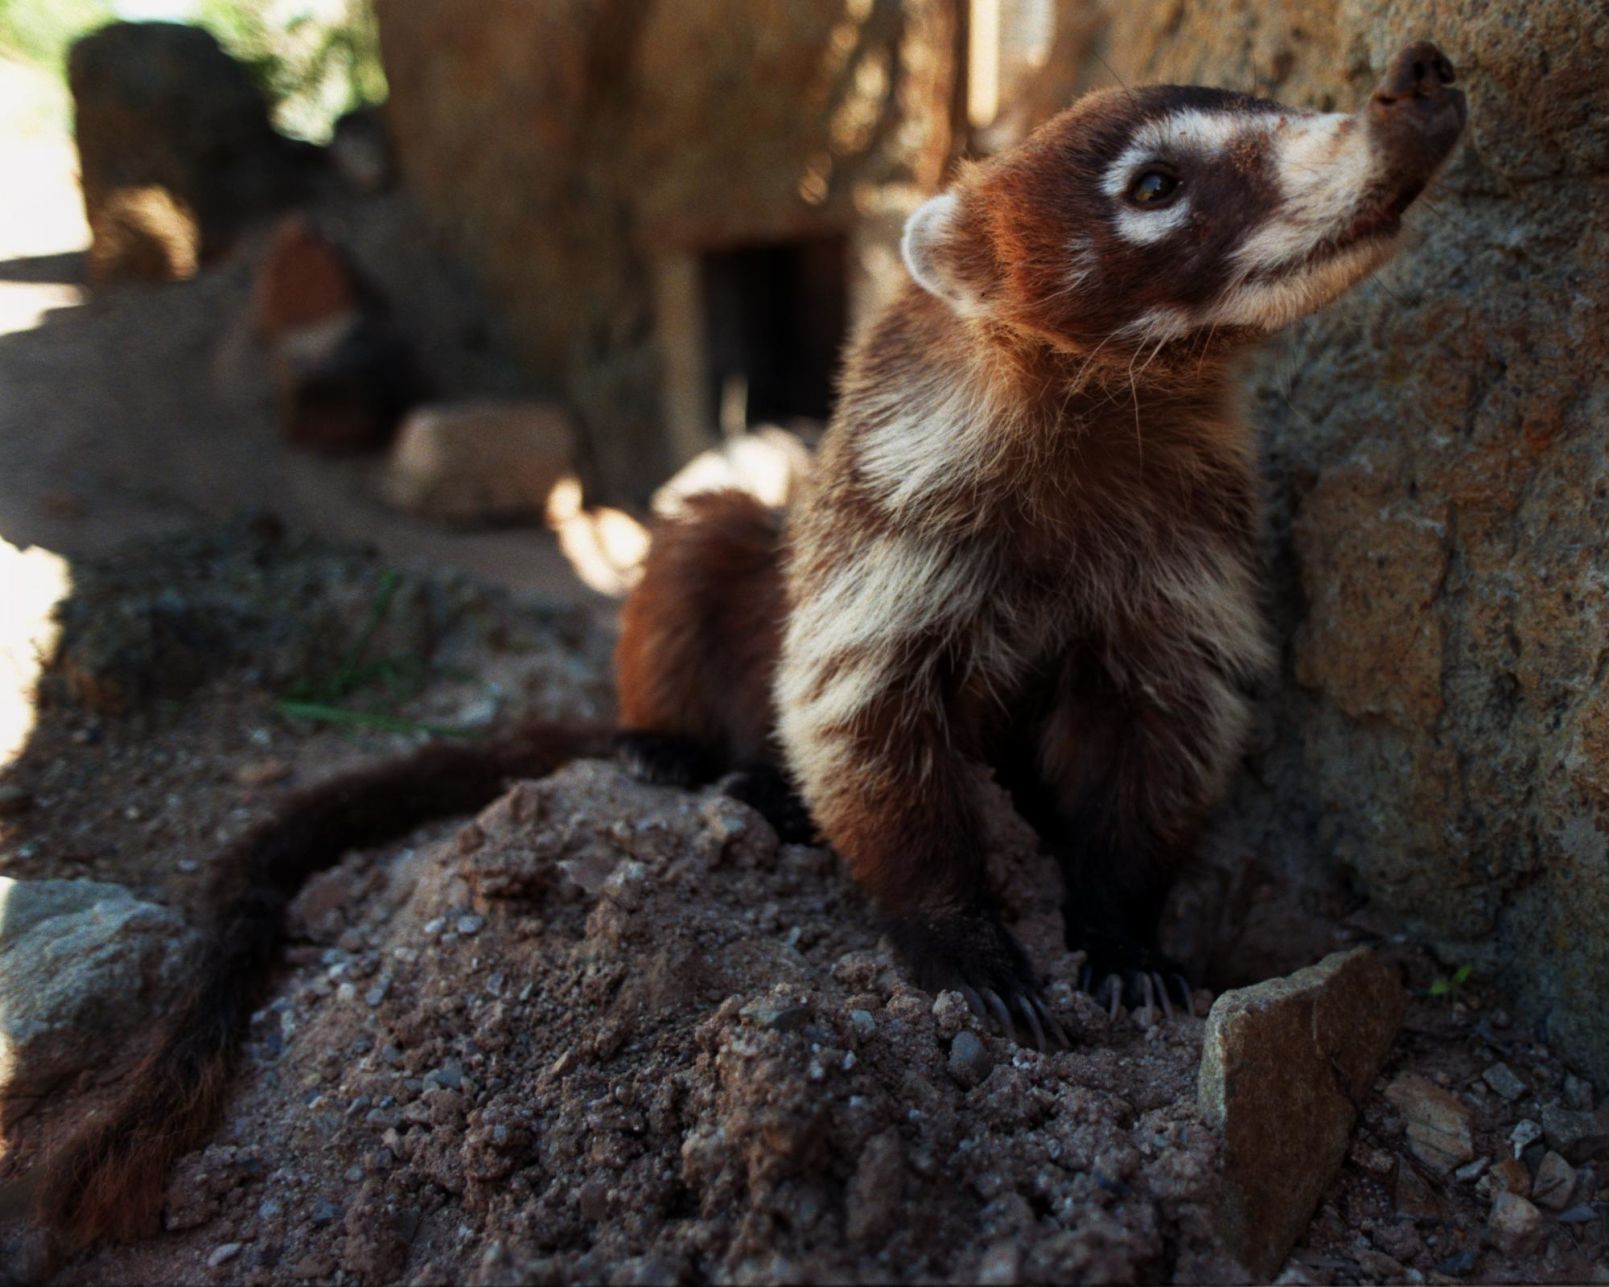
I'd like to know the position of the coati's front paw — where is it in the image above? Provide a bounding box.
[1072,929,1194,1021]
[613,730,717,788]
[888,910,1068,1051]
[717,765,817,845]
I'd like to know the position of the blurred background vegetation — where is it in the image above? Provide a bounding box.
[0,0,384,141]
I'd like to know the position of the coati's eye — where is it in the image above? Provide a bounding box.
[1126,168,1181,206]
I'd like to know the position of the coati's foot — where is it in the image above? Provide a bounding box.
[717,765,817,845]
[888,910,1069,1051]
[613,730,718,788]
[1071,928,1194,1021]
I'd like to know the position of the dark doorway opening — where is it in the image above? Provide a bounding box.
[699,235,848,429]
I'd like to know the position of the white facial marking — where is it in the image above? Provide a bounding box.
[1112,200,1190,245]
[1233,112,1379,275]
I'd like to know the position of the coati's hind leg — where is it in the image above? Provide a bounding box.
[614,489,811,839]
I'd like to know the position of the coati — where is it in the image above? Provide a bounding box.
[35,42,1464,1244]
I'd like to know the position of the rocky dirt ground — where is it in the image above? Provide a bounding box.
[0,521,1603,1285]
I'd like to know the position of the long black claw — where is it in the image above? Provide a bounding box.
[1034,996,1070,1050]
[959,985,987,1019]
[1172,973,1195,1018]
[1152,971,1174,1021]
[1102,974,1122,1020]
[1016,995,1047,1051]
[981,988,1014,1036]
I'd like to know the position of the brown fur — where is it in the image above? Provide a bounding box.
[616,489,786,766]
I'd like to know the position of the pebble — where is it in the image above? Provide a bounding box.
[207,1242,243,1268]
[257,1198,282,1221]
[1478,1157,1531,1199]
[1385,1074,1475,1169]
[1540,1103,1609,1164]
[310,1199,340,1225]
[740,1002,810,1032]
[234,759,292,787]
[1563,1074,1594,1111]
[849,1009,877,1040]
[457,914,486,936]
[947,1030,993,1089]
[1487,1191,1544,1255]
[1510,1119,1543,1158]
[1481,1062,1527,1101]
[1453,1156,1489,1183]
[1530,1150,1577,1210]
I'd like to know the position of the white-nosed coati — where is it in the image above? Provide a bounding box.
[36,43,1464,1245]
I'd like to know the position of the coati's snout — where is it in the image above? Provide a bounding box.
[1366,41,1467,211]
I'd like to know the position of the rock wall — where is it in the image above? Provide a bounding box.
[1064,0,1608,1084]
[373,0,958,501]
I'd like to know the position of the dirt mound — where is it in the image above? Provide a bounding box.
[60,762,1231,1284]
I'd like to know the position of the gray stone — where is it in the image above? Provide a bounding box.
[1541,1103,1609,1165]
[1487,1192,1544,1255]
[947,1030,994,1090]
[1197,947,1405,1279]
[1563,1074,1594,1111]
[1530,1150,1577,1211]
[1384,1074,1476,1170]
[0,877,198,1112]
[1481,1062,1527,1102]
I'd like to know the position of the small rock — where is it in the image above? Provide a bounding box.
[234,758,292,787]
[1196,947,1406,1279]
[1541,1103,1609,1164]
[577,1179,609,1222]
[1510,1119,1544,1157]
[0,784,33,816]
[740,1002,810,1032]
[1481,1062,1527,1101]
[1395,1161,1440,1219]
[1487,1191,1544,1255]
[948,1030,994,1089]
[848,1009,877,1040]
[0,877,199,1100]
[207,1242,243,1268]
[1530,1150,1576,1210]
[1385,1073,1475,1170]
[1478,1157,1532,1199]
[1563,1074,1594,1111]
[456,914,486,937]
[1454,1156,1490,1183]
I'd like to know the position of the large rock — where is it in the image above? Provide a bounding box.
[1056,0,1609,1089]
[0,877,198,1118]
[1198,947,1406,1278]
[69,21,308,276]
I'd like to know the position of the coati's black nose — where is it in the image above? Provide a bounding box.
[1371,41,1458,106]
[1366,41,1466,184]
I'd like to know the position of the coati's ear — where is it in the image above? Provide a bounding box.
[901,190,991,317]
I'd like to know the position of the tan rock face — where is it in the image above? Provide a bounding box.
[1084,0,1609,1087]
[373,0,957,500]
[382,402,576,524]
[1384,1073,1476,1170]
[1197,947,1406,1278]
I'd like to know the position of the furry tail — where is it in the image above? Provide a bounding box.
[34,718,611,1245]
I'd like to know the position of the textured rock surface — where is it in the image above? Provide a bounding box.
[1063,0,1609,1089]
[373,0,958,500]
[68,22,307,272]
[0,877,198,1114]
[1197,947,1406,1277]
